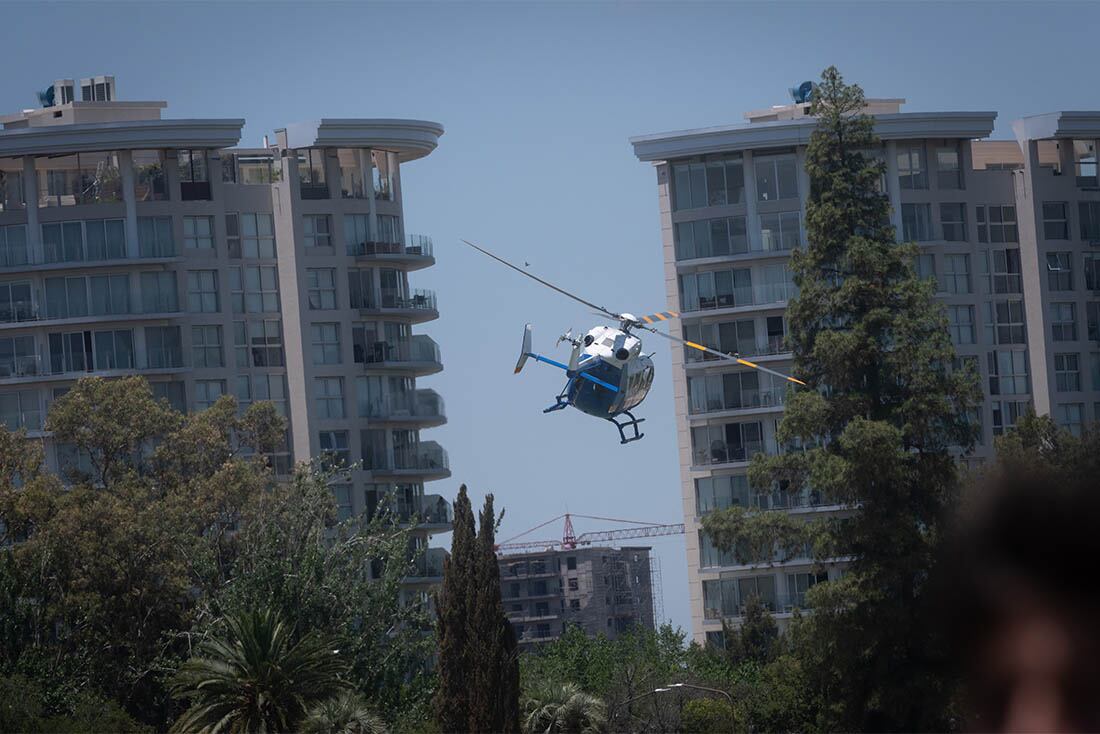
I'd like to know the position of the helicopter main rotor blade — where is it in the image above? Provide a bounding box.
[461,240,622,322]
[639,324,807,387]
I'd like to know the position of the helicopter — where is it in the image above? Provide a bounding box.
[462,240,806,444]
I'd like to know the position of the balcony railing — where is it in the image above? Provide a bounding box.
[689,388,787,416]
[346,235,434,259]
[693,440,767,466]
[0,352,186,381]
[681,282,798,314]
[697,487,828,515]
[409,547,447,579]
[0,302,182,329]
[703,592,813,620]
[365,440,450,475]
[358,288,438,314]
[362,389,446,422]
[360,335,442,367]
[369,492,453,526]
[685,336,789,363]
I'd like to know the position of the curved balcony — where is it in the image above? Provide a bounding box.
[404,547,447,585]
[359,335,442,376]
[366,440,450,481]
[362,388,446,427]
[346,234,435,271]
[691,439,768,470]
[368,492,453,531]
[355,289,438,324]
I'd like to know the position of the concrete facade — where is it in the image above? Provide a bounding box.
[499,546,655,650]
[0,77,452,593]
[632,100,1100,646]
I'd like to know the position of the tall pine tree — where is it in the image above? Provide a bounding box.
[703,67,981,731]
[435,485,475,731]
[434,487,520,733]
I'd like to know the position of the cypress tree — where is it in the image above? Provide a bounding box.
[703,66,981,730]
[468,493,521,733]
[434,485,476,731]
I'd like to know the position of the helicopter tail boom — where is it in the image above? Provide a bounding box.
[515,324,533,374]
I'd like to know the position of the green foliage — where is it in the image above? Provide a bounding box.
[435,487,521,732]
[521,681,607,734]
[301,692,389,734]
[699,66,981,731]
[0,376,431,732]
[680,698,739,734]
[720,595,777,665]
[0,674,149,734]
[170,607,348,733]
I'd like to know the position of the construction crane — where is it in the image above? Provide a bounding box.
[495,512,685,555]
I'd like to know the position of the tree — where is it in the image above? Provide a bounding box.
[301,692,388,734]
[169,607,349,733]
[720,595,777,665]
[434,488,521,733]
[522,681,607,734]
[702,66,981,731]
[680,698,739,734]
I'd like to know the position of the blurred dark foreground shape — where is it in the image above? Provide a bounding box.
[941,463,1100,733]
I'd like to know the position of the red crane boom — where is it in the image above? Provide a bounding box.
[495,513,685,555]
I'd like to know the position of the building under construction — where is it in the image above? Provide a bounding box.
[495,513,683,649]
[499,545,656,649]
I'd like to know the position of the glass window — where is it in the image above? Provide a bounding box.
[0,225,28,268]
[92,329,136,371]
[1054,353,1081,392]
[133,150,167,202]
[315,377,345,419]
[183,216,214,249]
[1047,252,1074,291]
[191,325,223,368]
[144,326,181,368]
[0,165,25,212]
[319,430,350,469]
[976,205,1017,244]
[186,270,219,313]
[138,216,176,258]
[151,381,185,412]
[140,271,178,313]
[940,203,968,242]
[984,300,1026,345]
[1051,303,1077,342]
[989,249,1022,294]
[987,350,1029,395]
[901,203,933,242]
[230,266,279,313]
[1089,302,1100,342]
[1081,202,1100,242]
[311,323,341,365]
[85,219,126,260]
[947,305,975,345]
[235,320,284,367]
[307,268,337,310]
[236,373,287,416]
[377,215,400,244]
[0,390,42,431]
[1074,140,1098,188]
[0,281,34,323]
[1043,202,1069,240]
[754,154,798,202]
[1055,403,1084,437]
[194,379,226,411]
[344,214,371,255]
[89,274,129,316]
[348,269,375,309]
[178,149,209,183]
[759,211,801,251]
[941,254,971,294]
[936,144,962,189]
[1085,254,1100,292]
[41,221,84,263]
[898,145,928,189]
[37,152,121,206]
[303,215,331,248]
[297,149,327,186]
[914,253,935,281]
[239,213,276,258]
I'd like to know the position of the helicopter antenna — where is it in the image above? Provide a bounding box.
[461,239,623,322]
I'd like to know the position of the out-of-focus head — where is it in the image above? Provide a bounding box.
[942,471,1100,732]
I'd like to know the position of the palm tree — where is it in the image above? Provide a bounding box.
[522,681,607,734]
[169,607,348,733]
[301,691,388,734]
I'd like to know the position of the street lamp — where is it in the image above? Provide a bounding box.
[661,682,734,704]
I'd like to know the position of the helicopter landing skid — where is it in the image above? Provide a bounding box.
[543,391,570,413]
[610,411,645,444]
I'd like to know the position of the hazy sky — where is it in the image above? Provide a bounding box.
[3,0,1096,634]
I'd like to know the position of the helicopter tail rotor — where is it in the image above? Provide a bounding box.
[515,324,533,374]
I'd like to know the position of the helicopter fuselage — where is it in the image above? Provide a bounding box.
[566,325,654,418]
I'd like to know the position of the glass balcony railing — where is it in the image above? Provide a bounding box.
[703,592,812,620]
[689,388,787,415]
[369,493,454,526]
[685,336,789,363]
[364,288,437,313]
[696,486,828,515]
[681,282,798,313]
[346,234,434,259]
[409,547,447,579]
[0,301,182,328]
[360,335,442,367]
[0,351,186,381]
[693,440,767,466]
[394,441,449,472]
[362,389,446,422]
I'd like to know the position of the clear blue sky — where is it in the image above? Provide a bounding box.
[3,0,1095,635]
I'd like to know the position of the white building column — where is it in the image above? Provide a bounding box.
[21,156,40,261]
[118,150,140,258]
[743,150,760,251]
[885,141,902,240]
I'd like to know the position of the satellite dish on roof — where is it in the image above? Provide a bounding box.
[789,81,816,104]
